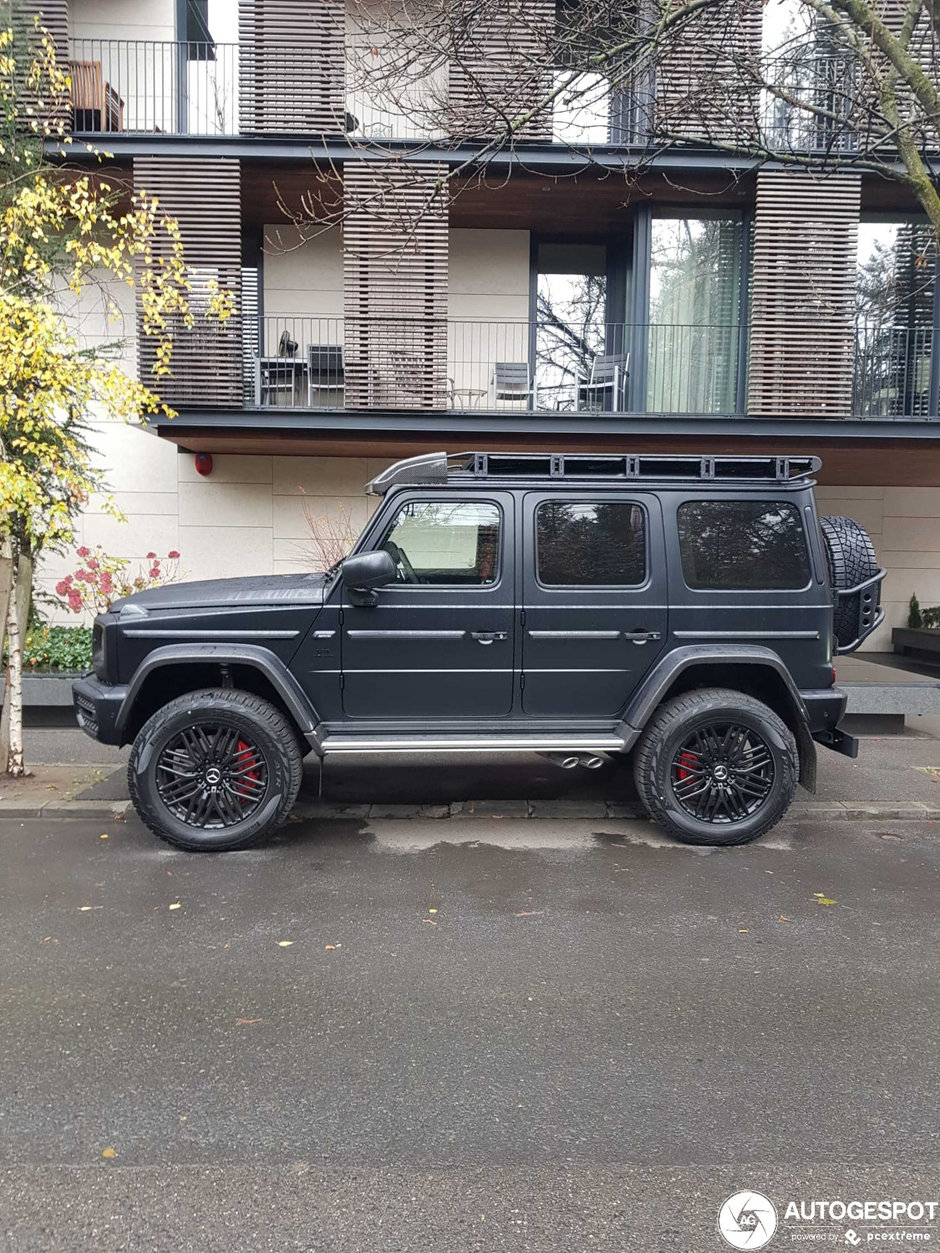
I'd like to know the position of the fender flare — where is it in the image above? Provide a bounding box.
[621,644,816,792]
[115,643,320,740]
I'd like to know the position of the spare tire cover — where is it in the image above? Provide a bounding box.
[819,515,881,650]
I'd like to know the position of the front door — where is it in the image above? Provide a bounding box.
[521,493,668,718]
[341,493,515,720]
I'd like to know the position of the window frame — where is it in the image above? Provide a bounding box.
[675,497,813,594]
[534,496,650,591]
[373,495,506,592]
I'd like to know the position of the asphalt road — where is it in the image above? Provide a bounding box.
[2,811,940,1252]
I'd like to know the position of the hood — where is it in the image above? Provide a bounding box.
[111,572,328,614]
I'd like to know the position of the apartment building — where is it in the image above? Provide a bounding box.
[21,0,940,646]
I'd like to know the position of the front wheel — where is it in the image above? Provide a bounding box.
[633,688,798,846]
[128,688,304,851]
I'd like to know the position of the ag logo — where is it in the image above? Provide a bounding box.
[718,1191,778,1249]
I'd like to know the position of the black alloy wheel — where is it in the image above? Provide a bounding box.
[670,722,775,824]
[155,722,269,828]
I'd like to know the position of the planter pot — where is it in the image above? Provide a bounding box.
[0,671,84,708]
[892,627,940,661]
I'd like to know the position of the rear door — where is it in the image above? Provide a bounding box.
[520,493,668,718]
[340,492,516,719]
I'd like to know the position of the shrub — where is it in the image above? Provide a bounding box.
[923,606,940,630]
[55,546,181,615]
[21,626,93,672]
[909,594,923,629]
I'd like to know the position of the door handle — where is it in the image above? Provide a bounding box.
[471,630,508,645]
[623,629,662,645]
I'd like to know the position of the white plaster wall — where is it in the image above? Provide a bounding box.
[262,225,344,358]
[448,228,530,402]
[70,0,176,41]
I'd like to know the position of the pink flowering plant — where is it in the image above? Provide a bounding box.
[55,547,182,615]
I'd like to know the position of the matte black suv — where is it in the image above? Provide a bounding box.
[73,451,884,851]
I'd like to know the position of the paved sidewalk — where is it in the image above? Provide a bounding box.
[3,724,939,825]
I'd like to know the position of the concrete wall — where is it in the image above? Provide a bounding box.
[815,486,940,650]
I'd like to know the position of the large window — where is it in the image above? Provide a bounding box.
[380,501,501,586]
[535,243,612,411]
[536,501,646,586]
[677,501,809,590]
[855,221,936,417]
[647,216,744,414]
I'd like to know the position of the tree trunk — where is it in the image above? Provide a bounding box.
[1,554,33,778]
[0,534,12,672]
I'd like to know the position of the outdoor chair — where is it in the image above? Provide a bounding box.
[307,345,345,407]
[491,361,535,407]
[69,60,124,132]
[256,330,301,406]
[577,352,629,411]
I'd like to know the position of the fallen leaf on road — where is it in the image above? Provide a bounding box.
[78,906,102,912]
[779,915,791,923]
[428,908,438,914]
[277,940,294,947]
[738,927,750,934]
[813,893,837,905]
[101,1147,116,1159]
[422,918,437,925]
[325,944,338,951]
[99,833,108,840]
[168,902,181,911]
[516,911,544,917]
[235,1017,262,1026]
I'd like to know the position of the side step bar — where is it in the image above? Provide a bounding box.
[320,735,626,755]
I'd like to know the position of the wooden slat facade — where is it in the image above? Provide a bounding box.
[343,161,449,410]
[238,0,345,135]
[747,170,861,417]
[448,0,555,142]
[654,0,762,142]
[133,156,243,408]
[11,0,69,128]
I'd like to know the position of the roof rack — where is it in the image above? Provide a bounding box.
[366,451,822,495]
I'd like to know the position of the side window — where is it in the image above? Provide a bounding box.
[536,501,646,586]
[379,500,501,586]
[677,500,810,590]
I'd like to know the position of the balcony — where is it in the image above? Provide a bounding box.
[245,317,742,415]
[853,322,936,419]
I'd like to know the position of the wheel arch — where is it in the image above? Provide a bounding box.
[116,644,319,748]
[623,646,816,792]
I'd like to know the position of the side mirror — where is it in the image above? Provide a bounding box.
[342,550,396,606]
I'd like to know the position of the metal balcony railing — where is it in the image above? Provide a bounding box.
[247,317,743,414]
[853,322,936,418]
[69,39,240,135]
[761,52,859,154]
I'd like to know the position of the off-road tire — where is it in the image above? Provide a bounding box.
[633,687,798,846]
[819,515,881,650]
[128,688,303,852]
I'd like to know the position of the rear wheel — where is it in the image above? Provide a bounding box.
[633,688,798,846]
[128,688,303,851]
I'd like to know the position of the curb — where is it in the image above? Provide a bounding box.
[1,799,938,823]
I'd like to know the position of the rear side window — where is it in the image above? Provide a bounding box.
[677,500,809,590]
[536,501,646,586]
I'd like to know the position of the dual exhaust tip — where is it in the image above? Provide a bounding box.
[539,751,607,771]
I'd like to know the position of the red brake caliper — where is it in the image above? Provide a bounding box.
[234,739,259,804]
[676,750,699,781]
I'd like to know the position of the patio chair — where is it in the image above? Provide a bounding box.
[491,362,535,407]
[577,352,629,411]
[70,60,124,132]
[307,345,345,406]
[256,330,301,406]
